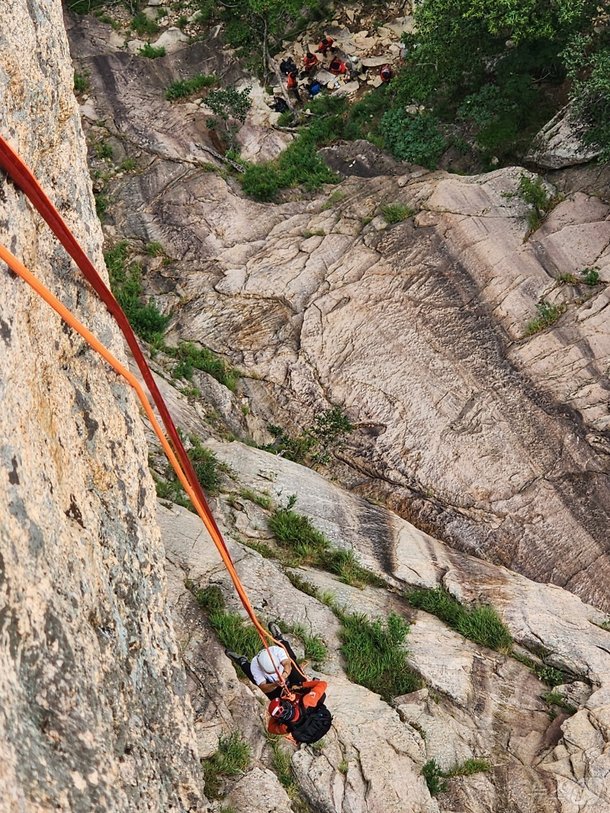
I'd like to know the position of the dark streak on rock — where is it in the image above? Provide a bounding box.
[65,495,85,528]
[8,456,19,485]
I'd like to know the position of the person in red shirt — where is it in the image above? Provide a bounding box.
[315,35,334,56]
[267,680,330,743]
[380,63,394,83]
[328,56,347,76]
[302,51,319,74]
[286,70,300,102]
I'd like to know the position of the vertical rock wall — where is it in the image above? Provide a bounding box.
[0,1,204,810]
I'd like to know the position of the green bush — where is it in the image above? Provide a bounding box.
[165,73,216,101]
[338,611,421,701]
[139,43,166,58]
[68,0,107,13]
[73,72,89,94]
[263,406,352,465]
[131,12,160,36]
[104,242,169,342]
[203,732,251,798]
[380,111,447,168]
[568,42,610,161]
[166,341,239,391]
[525,301,566,335]
[422,759,447,796]
[581,267,600,286]
[407,587,512,652]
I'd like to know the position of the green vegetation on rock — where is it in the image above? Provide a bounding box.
[202,732,250,798]
[407,586,512,652]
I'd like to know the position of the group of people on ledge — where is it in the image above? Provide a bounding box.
[274,33,394,107]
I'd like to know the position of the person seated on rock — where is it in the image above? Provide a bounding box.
[379,63,394,83]
[269,95,290,113]
[328,56,348,76]
[267,681,332,744]
[225,622,305,700]
[315,35,335,56]
[302,51,319,74]
[279,56,297,76]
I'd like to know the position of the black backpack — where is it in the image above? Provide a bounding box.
[289,703,333,744]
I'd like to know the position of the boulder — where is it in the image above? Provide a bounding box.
[527,105,602,169]
[152,27,189,53]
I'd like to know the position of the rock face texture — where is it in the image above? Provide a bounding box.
[157,430,610,813]
[0,2,204,810]
[79,21,610,615]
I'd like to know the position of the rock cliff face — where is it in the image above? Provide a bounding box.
[0,2,203,810]
[76,10,610,612]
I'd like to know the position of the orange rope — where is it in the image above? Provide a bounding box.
[0,242,296,680]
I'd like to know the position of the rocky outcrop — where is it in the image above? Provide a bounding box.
[101,129,610,609]
[527,106,602,169]
[0,1,204,809]
[157,432,610,813]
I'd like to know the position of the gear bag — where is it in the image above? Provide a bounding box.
[289,703,333,744]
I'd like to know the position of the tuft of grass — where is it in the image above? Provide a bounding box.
[280,621,327,668]
[154,434,225,509]
[165,73,216,100]
[407,587,512,652]
[95,192,109,219]
[146,241,164,256]
[511,651,571,686]
[422,756,490,795]
[337,610,421,701]
[239,488,272,510]
[321,190,346,210]
[139,42,166,58]
[525,300,566,336]
[242,540,277,559]
[268,506,381,587]
[166,341,239,391]
[558,273,578,284]
[131,11,160,36]
[542,690,577,715]
[203,732,250,799]
[381,203,414,224]
[104,241,169,342]
[94,140,113,160]
[581,267,601,286]
[422,759,447,796]
[338,759,349,774]
[600,619,610,632]
[194,585,261,659]
[119,157,137,172]
[445,758,491,777]
[74,71,89,94]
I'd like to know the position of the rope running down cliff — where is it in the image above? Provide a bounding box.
[0,134,306,690]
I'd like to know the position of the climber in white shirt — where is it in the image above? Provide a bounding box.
[225,622,305,700]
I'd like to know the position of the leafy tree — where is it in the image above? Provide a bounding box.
[391,0,604,162]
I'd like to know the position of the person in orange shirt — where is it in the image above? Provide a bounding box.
[328,56,348,76]
[302,51,319,74]
[267,680,332,744]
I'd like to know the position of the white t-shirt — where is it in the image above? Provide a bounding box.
[250,645,289,686]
